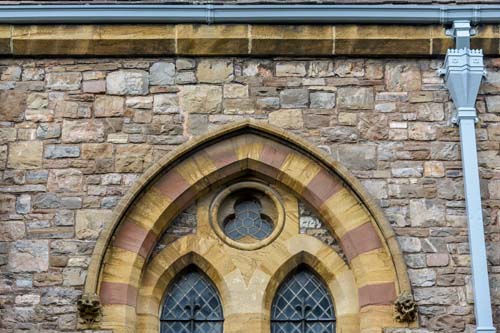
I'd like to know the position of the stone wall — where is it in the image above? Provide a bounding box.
[0,56,500,332]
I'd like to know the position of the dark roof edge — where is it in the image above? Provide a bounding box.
[1,4,500,25]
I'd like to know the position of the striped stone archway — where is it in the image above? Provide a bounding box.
[84,120,413,332]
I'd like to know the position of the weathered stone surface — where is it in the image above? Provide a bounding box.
[16,194,31,214]
[408,122,437,140]
[0,90,26,122]
[106,70,149,95]
[337,87,374,110]
[427,253,450,267]
[32,193,60,209]
[153,93,180,114]
[337,144,377,170]
[115,144,153,172]
[276,62,307,77]
[47,169,83,193]
[94,95,125,117]
[7,141,43,169]
[408,268,436,287]
[280,89,309,108]
[413,103,445,121]
[391,161,423,177]
[310,92,335,109]
[83,79,106,93]
[197,60,233,83]
[46,72,82,91]
[409,199,445,227]
[126,96,153,109]
[0,221,25,241]
[486,95,500,113]
[398,236,422,253]
[44,145,80,159]
[322,127,359,142]
[385,62,422,91]
[414,287,459,305]
[26,92,48,109]
[224,84,248,99]
[37,123,61,140]
[150,61,175,85]
[61,119,105,143]
[268,109,304,129]
[179,85,222,114]
[23,68,45,81]
[362,180,388,199]
[256,97,280,111]
[75,209,112,240]
[8,240,49,273]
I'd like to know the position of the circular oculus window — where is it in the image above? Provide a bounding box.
[209,181,285,250]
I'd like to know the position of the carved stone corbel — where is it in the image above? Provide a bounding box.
[77,293,102,329]
[394,291,418,323]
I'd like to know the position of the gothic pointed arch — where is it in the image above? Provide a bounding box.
[84,120,413,333]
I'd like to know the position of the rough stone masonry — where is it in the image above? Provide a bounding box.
[1,57,500,332]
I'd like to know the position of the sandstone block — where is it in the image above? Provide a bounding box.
[153,94,180,114]
[8,240,49,273]
[61,119,105,143]
[398,236,422,253]
[322,127,359,142]
[424,161,445,177]
[32,193,60,209]
[150,62,175,85]
[337,87,374,110]
[0,222,25,241]
[0,128,16,144]
[94,95,125,117]
[268,109,304,129]
[179,85,222,114]
[486,95,500,113]
[44,145,80,159]
[408,122,437,141]
[1,66,21,81]
[22,68,45,81]
[310,92,335,109]
[75,209,113,240]
[385,62,422,91]
[176,71,197,84]
[224,84,249,98]
[256,97,280,111]
[106,70,149,95]
[409,199,445,227]
[413,102,445,121]
[197,59,233,83]
[26,92,48,109]
[337,144,377,170]
[36,123,61,140]
[115,144,153,172]
[408,268,436,287]
[427,253,450,267]
[0,91,26,122]
[391,161,423,177]
[126,96,153,109]
[82,80,106,93]
[176,58,196,70]
[276,62,307,77]
[47,169,83,193]
[361,179,388,199]
[280,89,309,108]
[46,72,82,91]
[16,194,31,214]
[8,141,43,169]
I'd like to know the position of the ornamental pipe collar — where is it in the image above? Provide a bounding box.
[437,48,486,124]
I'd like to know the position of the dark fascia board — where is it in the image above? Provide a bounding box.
[1,4,500,25]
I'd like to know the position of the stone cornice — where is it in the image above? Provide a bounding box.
[1,24,499,57]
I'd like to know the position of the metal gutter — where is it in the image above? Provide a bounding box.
[2,4,500,25]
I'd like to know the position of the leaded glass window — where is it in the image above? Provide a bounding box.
[160,267,224,333]
[223,198,273,240]
[271,267,336,333]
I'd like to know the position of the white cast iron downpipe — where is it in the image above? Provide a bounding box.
[439,21,496,333]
